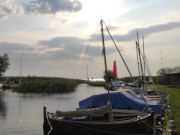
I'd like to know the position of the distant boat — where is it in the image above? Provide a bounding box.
[88,78,105,82]
[130,33,167,104]
[109,61,125,90]
[2,78,12,90]
[44,20,157,134]
[2,84,11,90]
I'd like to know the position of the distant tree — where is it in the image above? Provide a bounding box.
[157,66,180,76]
[156,67,173,75]
[103,70,114,83]
[172,66,180,73]
[0,54,10,77]
[156,66,180,84]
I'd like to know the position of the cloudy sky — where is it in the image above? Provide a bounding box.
[0,0,180,79]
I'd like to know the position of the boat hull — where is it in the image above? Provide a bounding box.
[47,112,154,135]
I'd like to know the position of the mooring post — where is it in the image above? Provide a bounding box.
[43,106,50,131]
[153,115,157,135]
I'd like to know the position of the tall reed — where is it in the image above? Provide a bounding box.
[13,76,84,93]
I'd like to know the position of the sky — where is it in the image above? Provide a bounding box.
[0,0,180,79]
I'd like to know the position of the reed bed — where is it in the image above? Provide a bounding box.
[12,76,85,93]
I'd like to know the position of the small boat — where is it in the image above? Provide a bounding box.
[45,107,154,135]
[132,33,167,105]
[44,20,158,135]
[110,80,125,90]
[2,84,11,90]
[2,78,12,90]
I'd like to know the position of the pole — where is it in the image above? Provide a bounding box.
[100,20,113,121]
[153,115,156,135]
[136,41,140,78]
[142,36,145,81]
[87,65,88,80]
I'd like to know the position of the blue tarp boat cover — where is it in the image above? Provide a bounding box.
[79,91,164,115]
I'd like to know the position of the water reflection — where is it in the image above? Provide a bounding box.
[0,90,7,118]
[43,84,107,135]
[0,84,106,135]
[44,129,56,135]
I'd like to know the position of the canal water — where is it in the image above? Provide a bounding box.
[0,84,106,135]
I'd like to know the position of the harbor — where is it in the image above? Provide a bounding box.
[0,0,180,134]
[0,83,179,135]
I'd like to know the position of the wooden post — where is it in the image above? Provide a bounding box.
[153,115,156,135]
[43,106,50,132]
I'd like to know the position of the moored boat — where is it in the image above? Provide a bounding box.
[43,20,159,135]
[45,107,154,135]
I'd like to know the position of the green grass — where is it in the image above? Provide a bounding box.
[155,84,180,134]
[12,76,85,93]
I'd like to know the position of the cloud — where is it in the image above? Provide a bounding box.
[39,36,117,61]
[0,38,88,63]
[92,22,180,42]
[133,22,180,38]
[0,0,82,18]
[1,21,179,62]
[0,0,24,18]
[28,0,82,14]
[39,36,92,60]
[106,25,120,31]
[0,42,33,53]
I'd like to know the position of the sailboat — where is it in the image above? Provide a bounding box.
[43,20,156,135]
[130,33,167,104]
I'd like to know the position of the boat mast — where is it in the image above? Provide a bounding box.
[20,56,22,83]
[100,20,109,94]
[142,35,145,80]
[87,65,89,80]
[100,20,113,121]
[137,32,144,78]
[136,41,141,78]
[142,36,146,93]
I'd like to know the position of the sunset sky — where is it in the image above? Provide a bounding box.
[0,0,180,79]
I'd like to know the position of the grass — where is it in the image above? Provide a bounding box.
[154,84,180,134]
[12,76,85,93]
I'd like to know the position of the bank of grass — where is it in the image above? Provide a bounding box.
[13,76,85,93]
[154,84,180,134]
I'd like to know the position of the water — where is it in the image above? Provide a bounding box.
[0,84,106,135]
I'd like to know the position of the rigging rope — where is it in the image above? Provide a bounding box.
[103,20,152,112]
[138,47,158,93]
[42,20,165,135]
[103,21,134,82]
[72,24,100,79]
[56,22,100,111]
